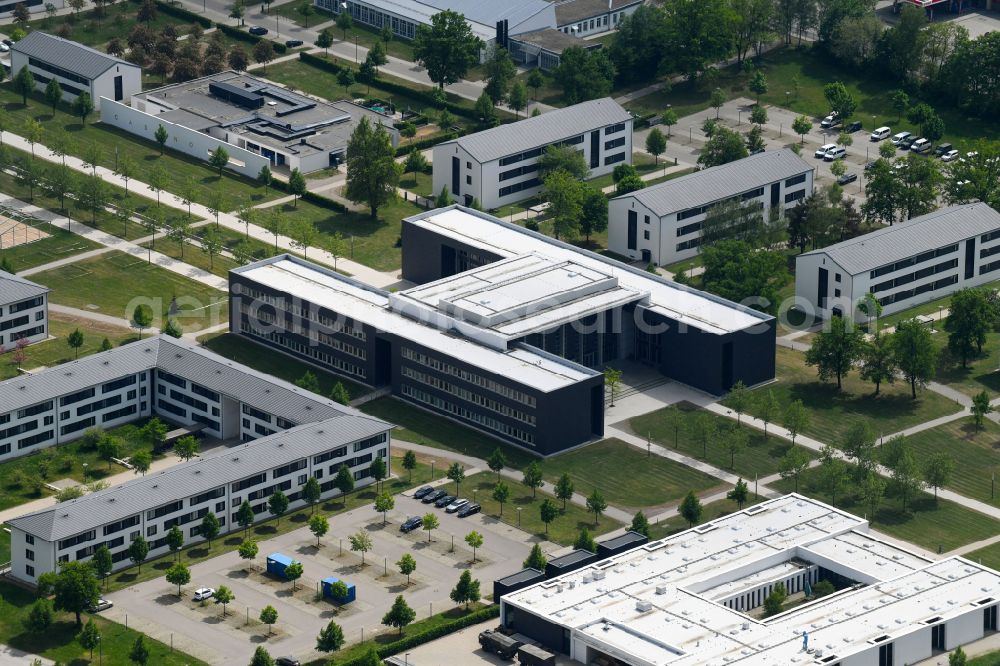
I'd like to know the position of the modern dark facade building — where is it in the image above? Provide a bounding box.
[230,207,775,455]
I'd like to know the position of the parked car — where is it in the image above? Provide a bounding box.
[864,160,878,172]
[88,599,113,612]
[284,39,303,47]
[820,111,839,128]
[248,25,268,35]
[934,142,954,157]
[413,486,434,499]
[276,658,301,666]
[815,143,837,158]
[435,494,457,508]
[823,147,846,161]
[845,120,863,133]
[193,587,215,601]
[400,516,423,533]
[446,498,469,513]
[2,39,12,47]
[457,503,481,518]
[422,489,447,504]
[837,172,858,186]
[891,131,912,146]
[941,149,960,162]
[899,135,917,150]
[910,138,932,153]
[0,43,9,53]
[870,126,891,141]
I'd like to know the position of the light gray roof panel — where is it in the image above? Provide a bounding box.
[552,0,642,25]
[12,31,138,80]
[448,98,632,163]
[0,270,48,304]
[618,149,814,216]
[800,203,1000,275]
[9,418,390,541]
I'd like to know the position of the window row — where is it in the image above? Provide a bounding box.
[241,324,366,379]
[401,366,536,425]
[401,347,537,407]
[871,258,958,293]
[401,384,535,446]
[870,244,958,279]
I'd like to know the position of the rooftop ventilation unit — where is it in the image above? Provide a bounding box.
[636,601,653,612]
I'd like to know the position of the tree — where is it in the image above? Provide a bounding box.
[131,449,152,476]
[100,338,112,352]
[524,543,547,571]
[44,163,75,211]
[486,447,507,481]
[473,91,497,127]
[700,241,788,314]
[484,46,516,104]
[450,569,481,609]
[259,605,278,635]
[890,447,923,511]
[374,492,394,525]
[129,535,149,572]
[724,427,748,469]
[492,481,510,516]
[174,435,199,461]
[316,27,334,56]
[334,464,355,503]
[604,366,624,407]
[465,530,484,562]
[709,87,726,118]
[131,304,153,339]
[65,327,85,359]
[288,167,307,208]
[893,319,938,399]
[345,117,400,218]
[907,102,945,141]
[574,527,596,552]
[554,473,574,511]
[698,127,749,168]
[446,462,465,495]
[946,288,992,367]
[201,226,224,270]
[749,70,768,105]
[249,646,274,666]
[93,545,112,588]
[526,68,544,99]
[630,510,650,537]
[397,553,417,585]
[296,370,320,393]
[73,92,94,125]
[538,144,589,181]
[859,471,886,521]
[755,389,780,439]
[78,619,101,659]
[284,561,304,591]
[50,561,100,628]
[727,477,750,509]
[412,9,482,88]
[779,445,810,492]
[423,512,439,542]
[335,8,352,40]
[237,501,255,537]
[24,599,53,633]
[553,46,614,105]
[213,585,234,615]
[783,399,809,446]
[14,66,35,106]
[97,435,121,472]
[805,315,865,390]
[539,498,558,535]
[791,115,812,145]
[522,461,544,498]
[817,448,848,506]
[508,80,528,118]
[152,125,169,157]
[232,540,257,575]
[196,511,219,548]
[268,490,289,525]
[972,390,993,429]
[646,128,666,164]
[166,562,190,597]
[45,78,63,115]
[401,450,418,482]
[680,491,702,527]
[129,635,149,665]
[763,582,787,617]
[750,105,768,127]
[823,81,857,122]
[317,620,345,653]
[586,489,607,526]
[328,380,351,405]
[383,594,416,634]
[370,454,388,492]
[208,146,229,177]
[890,89,910,121]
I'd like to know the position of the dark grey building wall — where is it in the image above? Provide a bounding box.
[502,604,568,654]
[401,221,504,283]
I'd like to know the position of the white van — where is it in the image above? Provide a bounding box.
[891,131,912,145]
[870,126,891,141]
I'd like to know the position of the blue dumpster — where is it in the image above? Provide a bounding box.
[322,576,356,604]
[266,553,296,578]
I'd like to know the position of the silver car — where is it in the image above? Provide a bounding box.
[446,498,469,513]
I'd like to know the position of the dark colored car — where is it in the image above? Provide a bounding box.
[845,120,863,133]
[864,160,878,172]
[435,494,456,508]
[400,516,423,533]
[285,39,303,47]
[837,172,858,186]
[457,503,481,518]
[2,39,12,46]
[248,25,268,35]
[422,489,447,504]
[934,142,954,157]
[899,135,916,150]
[276,658,301,666]
[413,485,434,499]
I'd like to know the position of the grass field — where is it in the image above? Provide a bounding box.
[899,417,1000,506]
[770,467,1000,552]
[198,332,369,399]
[930,326,1000,398]
[400,170,434,198]
[0,581,206,665]
[140,230,241,278]
[970,650,1000,666]
[630,402,817,478]
[467,471,623,545]
[734,346,963,446]
[967,541,1000,571]
[543,438,723,511]
[26,0,194,48]
[0,221,102,272]
[647,496,764,541]
[29,250,228,332]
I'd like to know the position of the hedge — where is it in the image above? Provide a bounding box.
[302,190,348,213]
[215,23,288,54]
[332,605,501,666]
[395,130,457,157]
[154,0,213,27]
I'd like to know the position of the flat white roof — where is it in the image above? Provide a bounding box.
[502,494,998,665]
[235,258,597,392]
[405,208,770,336]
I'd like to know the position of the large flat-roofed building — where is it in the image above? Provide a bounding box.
[432,98,632,210]
[11,32,141,111]
[551,0,643,37]
[501,494,1000,666]
[101,71,398,177]
[0,270,47,351]
[609,149,814,266]
[796,203,1000,321]
[230,207,774,454]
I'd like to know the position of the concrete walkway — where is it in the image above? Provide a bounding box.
[49,303,163,335]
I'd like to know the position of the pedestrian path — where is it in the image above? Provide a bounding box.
[49,303,163,335]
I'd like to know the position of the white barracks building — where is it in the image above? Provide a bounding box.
[0,270,47,352]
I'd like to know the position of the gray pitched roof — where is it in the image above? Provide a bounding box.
[446,98,632,163]
[8,418,390,541]
[12,31,138,80]
[617,149,814,216]
[800,203,1000,275]
[0,270,48,305]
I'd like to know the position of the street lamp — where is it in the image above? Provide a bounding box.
[517,507,522,527]
[430,460,435,480]
[82,462,88,482]
[276,13,280,37]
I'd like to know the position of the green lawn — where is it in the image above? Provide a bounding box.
[647,496,764,541]
[140,231,241,278]
[198,332,370,399]
[770,467,1000,552]
[969,649,1000,666]
[466,471,623,546]
[631,402,817,479]
[930,324,1000,398]
[359,397,538,469]
[899,417,1000,506]
[0,313,139,381]
[967,541,1000,571]
[543,438,723,511]
[0,221,102,272]
[586,153,660,190]
[400,170,434,198]
[643,166,699,187]
[734,346,963,446]
[29,250,228,332]
[276,6,418,61]
[0,581,206,665]
[26,0,194,48]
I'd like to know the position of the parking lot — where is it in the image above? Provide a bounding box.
[104,484,546,665]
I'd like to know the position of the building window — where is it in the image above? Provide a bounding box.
[147,525,157,537]
[25,549,34,561]
[834,289,841,297]
[466,161,471,169]
[643,230,650,240]
[25,534,33,545]
[25,565,34,577]
[835,273,842,282]
[466,175,471,185]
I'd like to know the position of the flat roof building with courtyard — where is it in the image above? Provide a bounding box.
[501,494,1000,666]
[0,270,48,352]
[11,31,141,111]
[796,203,1000,321]
[100,71,398,178]
[432,98,633,210]
[609,149,815,267]
[230,206,774,455]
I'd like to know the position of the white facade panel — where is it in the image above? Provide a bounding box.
[0,292,47,351]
